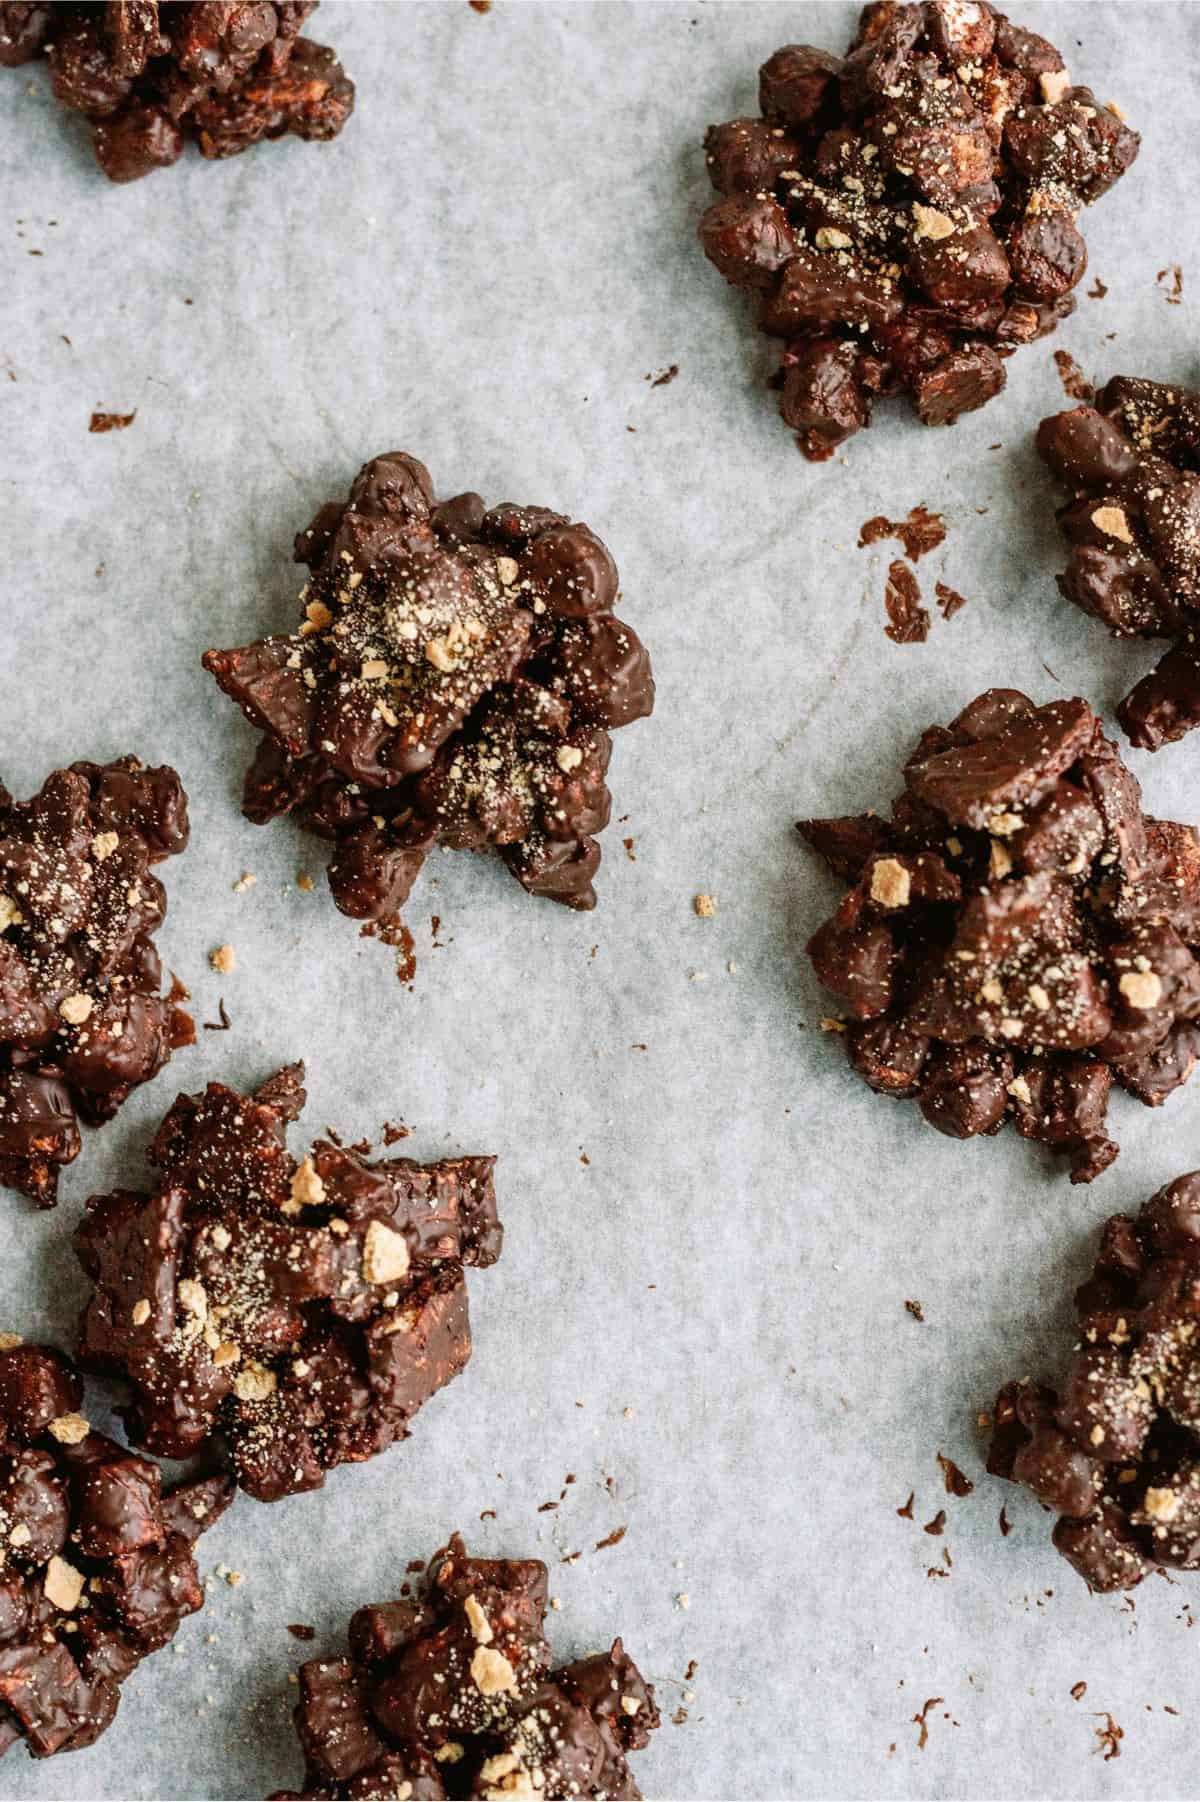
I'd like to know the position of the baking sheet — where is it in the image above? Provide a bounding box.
[1,2,1199,1796]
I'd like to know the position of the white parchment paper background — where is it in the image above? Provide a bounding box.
[2,3,1200,1796]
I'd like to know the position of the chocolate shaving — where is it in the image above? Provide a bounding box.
[1093,1713,1123,1760]
[912,1697,944,1753]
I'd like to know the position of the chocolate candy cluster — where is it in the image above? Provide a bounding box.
[801,690,1200,1181]
[990,1172,1200,1592]
[699,1,1139,457]
[0,1341,231,1759]
[75,1063,502,1502]
[0,1,353,182]
[0,757,193,1207]
[1037,375,1200,752]
[274,1535,660,1800]
[204,452,654,930]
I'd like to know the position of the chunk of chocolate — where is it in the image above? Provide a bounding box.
[271,1534,660,1798]
[1037,374,1200,750]
[203,453,653,952]
[700,3,1139,456]
[800,690,1200,1180]
[0,1341,231,1759]
[986,1170,1200,1591]
[0,1,352,181]
[0,758,193,1207]
[74,1065,503,1502]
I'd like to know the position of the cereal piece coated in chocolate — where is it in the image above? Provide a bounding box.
[0,1341,231,1759]
[800,690,1200,1180]
[270,1534,660,1799]
[203,452,653,949]
[0,1,352,181]
[1037,374,1200,751]
[987,1171,1200,1591]
[699,3,1139,456]
[0,757,193,1207]
[74,1064,503,1502]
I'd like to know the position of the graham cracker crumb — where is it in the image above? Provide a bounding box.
[363,1218,411,1285]
[47,1412,90,1445]
[44,1555,84,1612]
[470,1645,517,1696]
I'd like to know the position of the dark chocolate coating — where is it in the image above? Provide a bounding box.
[987,1171,1200,1591]
[74,1065,503,1502]
[800,690,1200,1181]
[273,1535,660,1799]
[203,453,653,940]
[1036,375,1200,751]
[0,1,352,181]
[0,758,193,1207]
[699,1,1139,456]
[0,1342,231,1760]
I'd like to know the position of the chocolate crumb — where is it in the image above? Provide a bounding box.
[884,561,929,644]
[648,364,679,387]
[999,1505,1012,1537]
[287,1624,316,1642]
[859,506,946,562]
[897,1492,915,1520]
[1052,349,1094,402]
[202,997,232,1032]
[904,1299,924,1321]
[1087,277,1108,300]
[595,1526,628,1552]
[381,1120,410,1145]
[936,1453,974,1498]
[934,580,968,620]
[89,411,136,434]
[923,1510,947,1536]
[1071,1681,1088,1702]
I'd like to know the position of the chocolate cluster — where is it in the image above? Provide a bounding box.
[989,1171,1200,1592]
[274,1534,660,1800]
[0,2,353,182]
[74,1063,502,1502]
[0,1340,231,1759]
[0,757,193,1207]
[699,1,1139,457]
[800,689,1200,1181]
[1037,376,1200,752]
[203,452,654,933]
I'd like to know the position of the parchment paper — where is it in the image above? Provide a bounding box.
[1,3,1199,1796]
